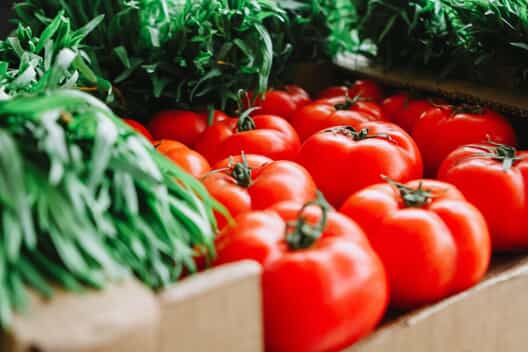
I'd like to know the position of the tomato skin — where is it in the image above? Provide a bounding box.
[245,85,311,120]
[284,85,311,108]
[155,140,210,178]
[297,121,423,208]
[203,159,316,229]
[438,144,528,251]
[149,110,229,147]
[318,85,349,99]
[290,103,378,141]
[215,202,388,352]
[381,93,435,133]
[122,118,154,142]
[412,106,517,177]
[318,80,384,102]
[195,114,301,165]
[340,180,490,308]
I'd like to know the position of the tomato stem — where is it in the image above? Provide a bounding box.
[465,141,522,171]
[286,192,329,250]
[382,176,432,208]
[325,126,391,142]
[237,107,259,132]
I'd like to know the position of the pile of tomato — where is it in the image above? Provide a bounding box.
[124,80,526,352]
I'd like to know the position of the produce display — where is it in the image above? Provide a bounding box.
[1,0,527,351]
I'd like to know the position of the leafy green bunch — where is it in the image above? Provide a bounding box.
[0,89,220,328]
[12,0,285,116]
[0,12,112,100]
[11,0,358,117]
[356,0,528,89]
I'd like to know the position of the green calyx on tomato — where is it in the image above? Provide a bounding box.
[237,108,259,132]
[334,95,373,111]
[286,194,329,250]
[326,126,390,142]
[383,175,433,208]
[467,141,523,171]
[229,153,253,187]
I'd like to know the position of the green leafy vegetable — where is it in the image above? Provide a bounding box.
[0,89,222,329]
[12,0,359,116]
[355,0,528,90]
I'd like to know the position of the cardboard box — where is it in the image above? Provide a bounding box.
[158,260,263,352]
[1,261,263,352]
[348,255,528,352]
[1,279,160,352]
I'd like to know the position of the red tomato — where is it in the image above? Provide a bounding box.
[195,114,301,164]
[215,200,388,352]
[284,84,311,107]
[438,142,528,251]
[149,109,229,147]
[340,179,490,309]
[381,93,437,133]
[245,85,311,120]
[203,155,316,228]
[314,96,386,121]
[318,80,384,102]
[122,118,154,142]
[412,105,517,177]
[290,102,381,141]
[297,122,423,207]
[155,140,210,178]
[317,85,349,99]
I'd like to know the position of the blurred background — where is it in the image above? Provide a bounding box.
[1,1,14,36]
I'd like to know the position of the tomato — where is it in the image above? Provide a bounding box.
[290,102,382,141]
[314,96,386,121]
[412,105,517,177]
[155,140,210,178]
[340,179,490,309]
[438,142,528,251]
[122,118,154,142]
[297,122,423,207]
[381,93,437,133]
[245,85,311,120]
[149,109,229,147]
[203,154,316,228]
[317,80,384,102]
[317,85,349,100]
[195,113,301,164]
[215,199,388,352]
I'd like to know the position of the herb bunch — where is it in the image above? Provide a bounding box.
[12,0,358,116]
[356,0,528,89]
[0,12,112,100]
[0,89,220,328]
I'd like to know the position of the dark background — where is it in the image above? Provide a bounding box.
[1,0,14,37]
